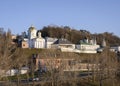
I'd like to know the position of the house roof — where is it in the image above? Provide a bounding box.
[45,37,58,42]
[80,43,92,45]
[53,38,72,44]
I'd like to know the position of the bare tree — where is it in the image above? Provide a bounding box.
[0,29,16,77]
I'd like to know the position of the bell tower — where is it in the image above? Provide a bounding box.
[28,25,37,39]
[102,38,106,47]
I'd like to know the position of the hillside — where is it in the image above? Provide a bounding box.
[40,25,120,46]
[22,48,114,62]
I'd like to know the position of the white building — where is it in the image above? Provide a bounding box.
[76,38,100,53]
[20,67,29,74]
[32,31,45,48]
[110,46,120,52]
[45,37,58,48]
[6,69,18,76]
[27,25,45,48]
[51,38,75,52]
[5,67,29,76]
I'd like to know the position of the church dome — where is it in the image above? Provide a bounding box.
[28,25,36,32]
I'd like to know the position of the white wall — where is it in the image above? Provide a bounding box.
[80,44,100,50]
[33,38,45,48]
[46,42,54,48]
[76,44,100,51]
[6,69,18,76]
[110,46,120,52]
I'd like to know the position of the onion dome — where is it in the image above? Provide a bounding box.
[28,25,36,32]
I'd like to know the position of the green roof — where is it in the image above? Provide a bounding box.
[80,43,92,45]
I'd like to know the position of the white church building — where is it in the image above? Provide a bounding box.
[28,26,45,48]
[21,25,45,49]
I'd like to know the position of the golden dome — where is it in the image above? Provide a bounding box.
[28,25,36,32]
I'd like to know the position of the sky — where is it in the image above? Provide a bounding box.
[0,0,120,37]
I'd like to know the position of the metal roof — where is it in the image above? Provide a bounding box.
[53,38,72,44]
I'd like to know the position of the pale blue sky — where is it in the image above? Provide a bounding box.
[0,0,120,37]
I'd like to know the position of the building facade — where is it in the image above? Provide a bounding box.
[45,37,58,49]
[22,25,45,49]
[76,38,100,53]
